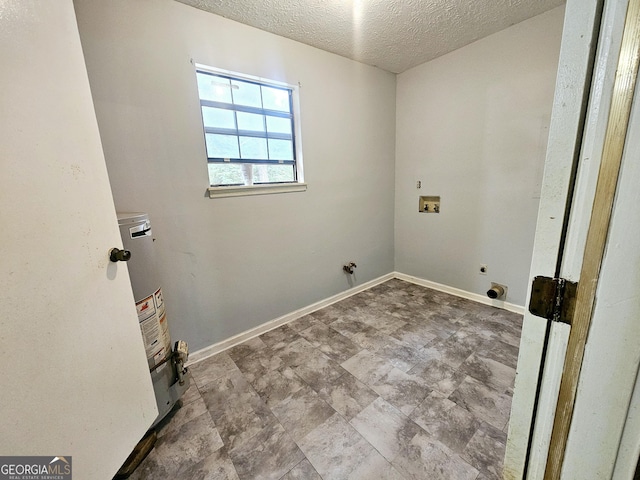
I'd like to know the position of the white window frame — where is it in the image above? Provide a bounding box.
[195,63,306,198]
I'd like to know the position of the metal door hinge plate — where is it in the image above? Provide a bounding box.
[529,276,578,325]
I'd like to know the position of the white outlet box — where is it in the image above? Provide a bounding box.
[479,264,488,275]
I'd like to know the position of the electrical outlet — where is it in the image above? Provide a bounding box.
[479,264,488,275]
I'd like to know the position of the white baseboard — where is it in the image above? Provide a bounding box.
[187,272,395,365]
[393,271,525,315]
[188,271,524,366]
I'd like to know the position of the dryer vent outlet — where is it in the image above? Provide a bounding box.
[487,283,507,300]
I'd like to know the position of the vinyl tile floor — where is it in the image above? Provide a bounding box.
[130,278,521,480]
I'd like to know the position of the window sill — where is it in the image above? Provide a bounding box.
[207,183,307,198]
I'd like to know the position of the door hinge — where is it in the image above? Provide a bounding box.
[528,276,578,325]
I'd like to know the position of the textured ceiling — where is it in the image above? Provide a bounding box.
[175,0,565,73]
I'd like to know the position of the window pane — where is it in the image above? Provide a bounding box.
[262,86,290,112]
[239,136,268,159]
[236,112,265,132]
[231,80,262,108]
[205,134,239,158]
[208,163,244,186]
[266,116,292,135]
[268,139,294,160]
[252,164,295,183]
[197,67,302,190]
[202,107,235,129]
[197,73,232,104]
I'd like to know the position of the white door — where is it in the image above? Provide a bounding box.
[505,0,640,477]
[0,1,158,479]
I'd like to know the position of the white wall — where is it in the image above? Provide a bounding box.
[73,0,397,351]
[0,1,158,477]
[394,7,565,306]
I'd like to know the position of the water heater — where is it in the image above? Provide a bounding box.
[116,212,190,427]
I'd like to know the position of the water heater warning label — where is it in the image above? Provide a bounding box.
[136,288,171,365]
